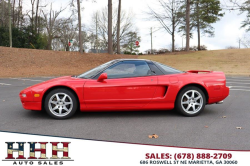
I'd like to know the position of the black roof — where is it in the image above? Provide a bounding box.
[115,59,151,62]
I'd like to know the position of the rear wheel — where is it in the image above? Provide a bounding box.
[175,86,206,117]
[44,88,77,119]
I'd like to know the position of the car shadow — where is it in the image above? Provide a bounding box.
[23,109,48,118]
[24,109,180,120]
[24,107,218,120]
[74,109,179,119]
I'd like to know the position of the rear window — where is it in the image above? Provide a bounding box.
[154,62,183,74]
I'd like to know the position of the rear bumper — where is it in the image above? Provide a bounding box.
[21,101,42,111]
[208,86,229,104]
[224,86,230,97]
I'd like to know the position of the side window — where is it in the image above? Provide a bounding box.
[103,61,152,79]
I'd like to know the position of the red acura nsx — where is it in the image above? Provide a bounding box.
[20,59,229,119]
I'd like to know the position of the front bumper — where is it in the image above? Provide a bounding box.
[20,89,42,111]
[21,101,42,111]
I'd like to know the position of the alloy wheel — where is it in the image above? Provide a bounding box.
[181,90,203,115]
[48,93,73,117]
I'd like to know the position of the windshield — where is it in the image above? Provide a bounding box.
[77,60,116,79]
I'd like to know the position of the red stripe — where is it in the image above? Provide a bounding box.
[63,152,68,157]
[6,154,14,159]
[28,156,37,159]
[51,142,59,146]
[62,142,70,147]
[40,149,46,154]
[52,150,57,156]
[34,148,42,152]
[17,155,25,159]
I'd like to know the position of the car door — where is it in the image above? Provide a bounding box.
[84,60,158,109]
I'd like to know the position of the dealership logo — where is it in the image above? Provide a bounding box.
[3,142,73,165]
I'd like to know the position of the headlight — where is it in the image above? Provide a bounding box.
[22,94,27,97]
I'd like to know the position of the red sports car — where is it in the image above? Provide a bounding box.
[20,59,229,119]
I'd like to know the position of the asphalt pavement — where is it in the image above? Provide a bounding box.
[0,76,250,150]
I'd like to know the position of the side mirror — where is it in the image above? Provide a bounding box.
[97,73,108,82]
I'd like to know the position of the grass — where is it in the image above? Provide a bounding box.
[140,49,250,76]
[0,46,249,77]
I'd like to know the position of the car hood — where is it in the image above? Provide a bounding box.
[24,76,83,90]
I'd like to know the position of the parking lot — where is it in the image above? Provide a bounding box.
[0,76,250,150]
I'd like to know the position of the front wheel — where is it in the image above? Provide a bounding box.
[175,86,206,117]
[44,88,78,119]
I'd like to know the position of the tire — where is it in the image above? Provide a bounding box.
[175,86,206,117]
[44,88,78,119]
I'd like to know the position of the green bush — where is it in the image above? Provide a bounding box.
[0,26,47,49]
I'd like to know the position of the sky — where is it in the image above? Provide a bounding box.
[22,0,248,52]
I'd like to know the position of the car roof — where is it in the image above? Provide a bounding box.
[115,59,152,62]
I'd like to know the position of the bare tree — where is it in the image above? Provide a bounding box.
[1,0,5,26]
[75,30,89,51]
[52,21,89,52]
[41,3,67,50]
[70,0,96,53]
[89,12,102,51]
[12,0,15,27]
[76,0,83,54]
[1,0,6,26]
[91,7,134,52]
[108,0,113,54]
[0,0,24,28]
[35,0,39,31]
[8,0,12,47]
[58,17,77,51]
[30,0,35,29]
[225,46,238,49]
[17,0,22,27]
[147,0,184,52]
[117,0,121,54]
[240,33,250,48]
[25,0,47,32]
[94,12,99,51]
[186,0,190,51]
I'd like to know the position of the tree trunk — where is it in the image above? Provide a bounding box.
[196,2,201,50]
[17,0,21,27]
[31,0,34,31]
[77,0,83,54]
[130,33,133,53]
[197,21,200,50]
[108,0,113,54]
[12,0,15,27]
[1,0,5,26]
[185,0,190,51]
[35,0,39,33]
[151,27,153,54]
[117,0,121,54]
[8,0,12,47]
[172,11,175,52]
[38,10,41,34]
[95,13,97,51]
[66,44,69,51]
[20,0,23,27]
[172,33,175,52]
[47,36,52,50]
